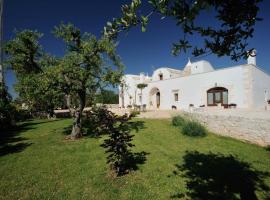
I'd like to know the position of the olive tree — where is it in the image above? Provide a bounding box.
[4,30,64,117]
[53,23,123,139]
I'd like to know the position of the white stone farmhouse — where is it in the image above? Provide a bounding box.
[119,51,270,110]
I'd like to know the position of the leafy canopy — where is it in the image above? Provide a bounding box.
[94,89,119,104]
[53,23,124,138]
[104,0,262,61]
[4,30,65,114]
[52,22,124,109]
[4,30,43,75]
[137,83,148,89]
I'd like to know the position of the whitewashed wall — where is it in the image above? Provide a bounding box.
[141,66,246,110]
[119,75,140,108]
[152,68,181,81]
[251,67,270,109]
[120,64,270,110]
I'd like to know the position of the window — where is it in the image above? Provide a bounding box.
[159,74,163,80]
[207,87,228,107]
[215,92,221,102]
[222,91,228,104]
[174,93,179,102]
[207,93,214,105]
[139,95,142,103]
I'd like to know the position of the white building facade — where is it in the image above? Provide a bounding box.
[119,54,270,110]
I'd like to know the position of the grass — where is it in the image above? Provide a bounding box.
[0,119,270,199]
[172,115,207,137]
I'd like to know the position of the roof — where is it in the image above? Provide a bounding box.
[154,67,182,74]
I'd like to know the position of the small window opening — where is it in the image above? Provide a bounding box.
[159,74,163,80]
[174,93,179,102]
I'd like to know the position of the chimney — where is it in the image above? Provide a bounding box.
[139,72,145,83]
[247,49,256,65]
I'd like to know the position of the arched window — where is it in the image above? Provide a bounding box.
[207,87,228,107]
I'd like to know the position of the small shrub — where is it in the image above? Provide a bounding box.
[100,113,137,176]
[182,120,207,137]
[130,110,140,117]
[83,106,113,137]
[172,115,186,127]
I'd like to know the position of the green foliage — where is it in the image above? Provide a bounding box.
[104,0,262,61]
[13,71,65,116]
[0,83,15,129]
[53,22,124,138]
[4,24,124,138]
[83,106,114,137]
[136,83,147,89]
[130,110,140,117]
[4,30,65,117]
[4,30,43,74]
[14,108,32,122]
[172,115,186,127]
[182,120,207,137]
[100,112,143,176]
[94,90,119,104]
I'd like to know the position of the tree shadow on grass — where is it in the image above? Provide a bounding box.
[116,151,150,176]
[0,120,58,157]
[0,125,32,157]
[170,151,270,200]
[86,120,146,138]
[62,119,146,138]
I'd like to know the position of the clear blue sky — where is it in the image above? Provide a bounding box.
[3,0,270,97]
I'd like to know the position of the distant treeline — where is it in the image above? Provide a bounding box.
[87,90,118,106]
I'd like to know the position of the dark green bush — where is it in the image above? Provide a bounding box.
[14,109,32,121]
[172,115,186,127]
[82,106,113,137]
[182,120,207,137]
[0,102,15,129]
[0,83,16,129]
[130,110,140,117]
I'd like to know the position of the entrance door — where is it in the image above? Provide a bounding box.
[156,92,160,108]
[207,87,228,107]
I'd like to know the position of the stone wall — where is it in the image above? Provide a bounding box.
[183,112,270,147]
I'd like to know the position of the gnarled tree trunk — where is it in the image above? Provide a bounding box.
[66,91,86,139]
[70,109,82,139]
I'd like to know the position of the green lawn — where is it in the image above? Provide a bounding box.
[0,119,269,200]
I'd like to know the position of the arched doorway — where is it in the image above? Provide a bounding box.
[149,87,161,109]
[207,87,228,107]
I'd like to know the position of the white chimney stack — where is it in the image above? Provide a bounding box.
[139,72,145,83]
[247,49,256,65]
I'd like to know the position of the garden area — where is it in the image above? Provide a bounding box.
[1,0,269,199]
[1,118,269,199]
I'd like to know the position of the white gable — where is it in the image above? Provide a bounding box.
[184,60,214,75]
[152,67,181,81]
